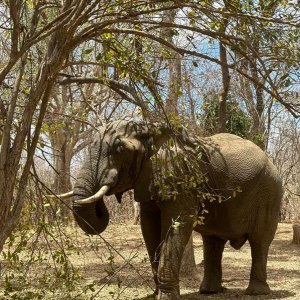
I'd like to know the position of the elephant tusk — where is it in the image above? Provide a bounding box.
[46,191,74,199]
[74,185,110,204]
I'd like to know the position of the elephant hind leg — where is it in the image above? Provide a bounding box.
[246,184,279,295]
[246,236,272,295]
[200,235,227,294]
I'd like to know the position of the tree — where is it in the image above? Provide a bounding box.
[0,0,299,255]
[159,9,197,277]
[44,81,116,219]
[0,1,82,250]
[224,0,300,148]
[269,115,300,221]
[0,1,188,250]
[0,0,170,250]
[201,91,252,138]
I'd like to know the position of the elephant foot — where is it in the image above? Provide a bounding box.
[156,290,180,300]
[200,279,225,294]
[246,280,270,295]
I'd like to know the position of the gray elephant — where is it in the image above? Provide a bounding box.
[55,120,282,300]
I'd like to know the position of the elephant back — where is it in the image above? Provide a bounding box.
[202,133,269,190]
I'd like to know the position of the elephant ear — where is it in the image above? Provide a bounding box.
[131,124,175,203]
[120,137,149,183]
[132,122,198,203]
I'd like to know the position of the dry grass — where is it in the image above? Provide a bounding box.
[65,222,300,300]
[0,222,299,299]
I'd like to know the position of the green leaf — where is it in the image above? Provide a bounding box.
[188,9,196,17]
[172,221,181,230]
[26,0,34,9]
[84,48,93,55]
[96,52,102,61]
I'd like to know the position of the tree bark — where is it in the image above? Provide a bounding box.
[292,224,300,245]
[133,201,140,225]
[218,41,230,133]
[180,234,197,277]
[160,8,196,275]
[161,9,181,116]
[218,9,230,133]
[166,51,181,115]
[0,61,61,251]
[51,129,73,194]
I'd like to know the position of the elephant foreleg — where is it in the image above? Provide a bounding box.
[200,234,226,294]
[140,202,161,296]
[156,202,196,300]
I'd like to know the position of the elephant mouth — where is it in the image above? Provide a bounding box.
[72,198,109,235]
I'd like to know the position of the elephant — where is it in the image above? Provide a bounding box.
[55,120,282,300]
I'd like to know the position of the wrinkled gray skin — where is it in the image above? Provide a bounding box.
[72,120,282,300]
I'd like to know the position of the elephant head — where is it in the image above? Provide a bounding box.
[67,120,171,235]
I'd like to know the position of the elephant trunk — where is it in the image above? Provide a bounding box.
[72,198,109,235]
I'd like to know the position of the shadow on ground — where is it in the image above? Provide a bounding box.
[79,223,300,300]
[181,289,296,300]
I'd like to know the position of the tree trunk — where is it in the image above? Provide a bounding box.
[52,142,72,194]
[160,8,196,274]
[180,234,197,277]
[0,60,61,251]
[250,54,266,150]
[292,224,300,245]
[218,9,230,134]
[165,51,181,115]
[133,201,141,225]
[161,9,181,116]
[0,8,74,251]
[218,41,230,133]
[50,129,73,220]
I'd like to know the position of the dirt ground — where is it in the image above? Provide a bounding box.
[71,222,300,300]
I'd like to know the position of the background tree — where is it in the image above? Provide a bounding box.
[0,1,299,297]
[270,115,300,221]
[159,8,198,277]
[201,90,252,138]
